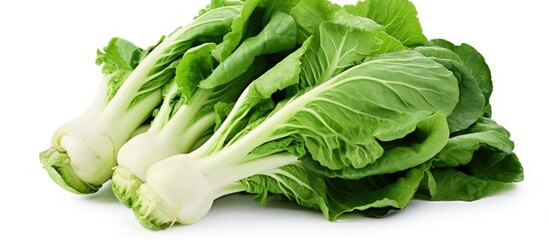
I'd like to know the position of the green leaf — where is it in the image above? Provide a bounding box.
[128,5,245,108]
[344,0,428,46]
[290,0,382,42]
[413,45,463,63]
[211,0,260,61]
[245,37,311,106]
[467,151,523,183]
[299,22,374,89]
[199,11,297,89]
[428,39,492,112]
[419,117,523,201]
[414,46,485,132]
[286,51,457,175]
[96,37,144,74]
[175,43,218,103]
[302,112,450,178]
[416,168,507,201]
[198,0,246,16]
[369,31,406,56]
[326,162,430,220]
[434,117,515,167]
[262,0,302,16]
[95,37,146,100]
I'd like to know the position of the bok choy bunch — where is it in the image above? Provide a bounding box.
[39,0,523,231]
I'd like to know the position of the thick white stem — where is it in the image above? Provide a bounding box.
[157,88,213,149]
[194,94,310,174]
[189,87,252,158]
[99,32,183,121]
[149,82,180,133]
[175,112,216,152]
[117,110,214,181]
[117,88,214,181]
[57,89,161,185]
[214,182,246,199]
[51,76,109,148]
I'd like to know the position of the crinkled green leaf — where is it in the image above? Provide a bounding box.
[434,117,514,167]
[283,51,457,175]
[302,112,449,178]
[211,0,260,61]
[175,43,218,103]
[326,162,430,220]
[198,0,245,16]
[418,119,523,201]
[344,0,427,46]
[242,163,330,217]
[95,37,146,100]
[291,0,382,42]
[416,168,507,201]
[369,31,406,56]
[245,37,311,106]
[466,150,523,183]
[96,37,144,74]
[299,22,373,89]
[418,117,523,200]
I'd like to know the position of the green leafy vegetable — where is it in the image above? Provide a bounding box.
[39,0,523,230]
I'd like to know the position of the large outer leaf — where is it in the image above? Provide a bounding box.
[343,0,427,46]
[276,51,459,177]
[414,46,485,132]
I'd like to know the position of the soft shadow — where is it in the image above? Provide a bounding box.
[212,193,365,221]
[85,181,118,203]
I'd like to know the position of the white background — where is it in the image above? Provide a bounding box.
[5,0,547,239]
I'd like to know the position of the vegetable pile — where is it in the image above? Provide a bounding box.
[39,0,523,230]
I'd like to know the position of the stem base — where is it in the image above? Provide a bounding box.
[39,147,101,194]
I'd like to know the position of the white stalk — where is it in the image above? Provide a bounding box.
[143,152,298,225]
[117,89,215,181]
[58,89,161,185]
